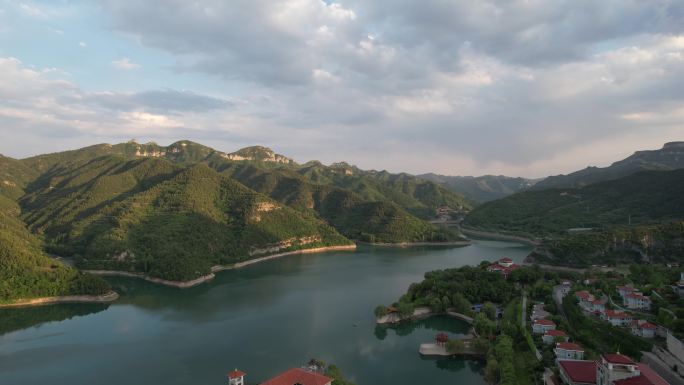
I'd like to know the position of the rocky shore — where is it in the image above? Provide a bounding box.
[0,291,120,308]
[85,244,358,288]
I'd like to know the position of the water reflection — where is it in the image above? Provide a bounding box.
[0,304,109,336]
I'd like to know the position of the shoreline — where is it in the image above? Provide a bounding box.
[0,291,119,308]
[357,240,472,248]
[460,227,540,246]
[84,244,358,288]
[376,307,474,325]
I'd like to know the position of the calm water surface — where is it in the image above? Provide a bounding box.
[0,240,531,385]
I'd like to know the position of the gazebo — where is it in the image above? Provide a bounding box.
[435,333,449,346]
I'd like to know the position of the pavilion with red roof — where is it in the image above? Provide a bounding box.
[227,369,246,385]
[487,258,520,278]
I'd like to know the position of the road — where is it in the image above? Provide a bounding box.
[521,291,527,328]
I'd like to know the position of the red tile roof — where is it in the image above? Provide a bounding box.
[605,310,631,319]
[637,364,670,385]
[534,319,556,326]
[618,286,635,292]
[556,342,584,351]
[558,360,597,384]
[499,257,513,263]
[228,369,246,379]
[576,291,592,300]
[625,293,650,301]
[260,368,332,385]
[545,330,567,337]
[603,353,635,365]
[638,322,657,330]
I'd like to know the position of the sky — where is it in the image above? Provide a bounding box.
[1,0,683,178]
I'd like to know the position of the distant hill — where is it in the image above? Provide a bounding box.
[419,173,535,203]
[465,169,684,237]
[533,141,684,190]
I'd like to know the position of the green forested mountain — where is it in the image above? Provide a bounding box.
[1,140,465,287]
[533,141,684,190]
[0,157,110,303]
[418,173,535,203]
[19,156,350,281]
[465,169,684,237]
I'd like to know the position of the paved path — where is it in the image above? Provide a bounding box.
[521,292,528,328]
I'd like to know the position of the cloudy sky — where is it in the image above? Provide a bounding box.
[1,0,683,177]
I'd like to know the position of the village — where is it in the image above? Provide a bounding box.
[375,257,684,385]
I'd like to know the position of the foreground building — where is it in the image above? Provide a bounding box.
[597,354,668,385]
[558,360,597,385]
[487,257,520,278]
[259,368,332,385]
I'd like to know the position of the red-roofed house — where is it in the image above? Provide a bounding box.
[597,354,640,385]
[617,286,636,298]
[487,258,520,278]
[228,369,246,385]
[576,291,595,311]
[554,342,585,360]
[558,360,596,385]
[601,310,633,327]
[623,293,651,311]
[590,299,607,314]
[259,368,332,385]
[630,320,657,338]
[543,329,569,345]
[533,319,557,334]
[596,354,668,385]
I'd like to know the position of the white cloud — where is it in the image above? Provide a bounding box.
[78,41,86,48]
[111,57,140,70]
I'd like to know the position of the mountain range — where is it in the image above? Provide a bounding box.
[0,140,473,301]
[3,139,684,300]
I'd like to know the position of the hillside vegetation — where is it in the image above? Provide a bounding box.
[465,169,684,237]
[533,141,684,190]
[530,222,684,267]
[0,166,110,303]
[19,156,350,281]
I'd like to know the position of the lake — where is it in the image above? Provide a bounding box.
[0,240,532,385]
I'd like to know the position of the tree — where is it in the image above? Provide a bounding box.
[452,292,472,314]
[446,339,465,354]
[483,302,497,320]
[396,302,415,317]
[430,297,444,313]
[474,313,496,338]
[374,305,388,318]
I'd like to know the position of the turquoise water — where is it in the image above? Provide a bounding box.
[0,240,532,385]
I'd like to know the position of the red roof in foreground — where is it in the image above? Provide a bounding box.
[603,353,635,365]
[558,360,597,384]
[260,368,332,385]
[576,291,592,300]
[534,319,556,326]
[557,342,584,351]
[228,369,246,379]
[545,330,567,337]
[637,364,670,385]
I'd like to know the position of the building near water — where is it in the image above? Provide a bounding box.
[227,369,246,385]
